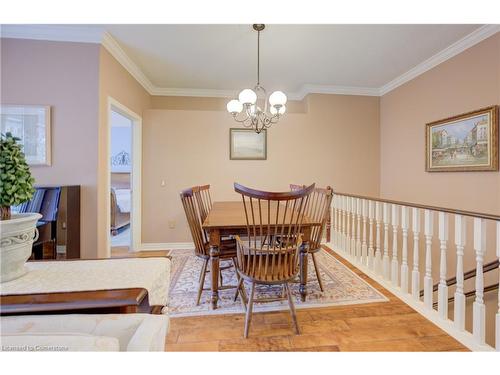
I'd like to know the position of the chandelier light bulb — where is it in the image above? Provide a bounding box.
[269,91,287,107]
[238,89,257,105]
[270,105,286,115]
[226,99,243,114]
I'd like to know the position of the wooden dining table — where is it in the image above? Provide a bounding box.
[202,201,321,309]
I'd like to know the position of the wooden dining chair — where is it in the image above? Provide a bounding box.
[180,187,239,306]
[290,184,333,292]
[233,182,315,338]
[193,184,212,224]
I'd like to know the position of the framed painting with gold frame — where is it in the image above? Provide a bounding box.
[425,106,498,172]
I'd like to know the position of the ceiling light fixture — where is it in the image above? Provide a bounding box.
[226,24,287,134]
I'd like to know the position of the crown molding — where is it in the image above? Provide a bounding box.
[151,86,238,98]
[296,84,381,99]
[151,85,378,100]
[2,24,498,99]
[379,24,500,96]
[0,24,104,43]
[101,32,155,94]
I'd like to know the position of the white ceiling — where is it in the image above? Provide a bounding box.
[106,24,480,92]
[2,24,499,97]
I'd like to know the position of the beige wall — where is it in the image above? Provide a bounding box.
[97,46,151,257]
[379,33,500,347]
[143,93,380,243]
[380,33,500,215]
[1,38,100,258]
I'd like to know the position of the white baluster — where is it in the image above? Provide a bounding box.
[356,198,362,262]
[368,200,375,270]
[335,195,340,249]
[423,209,434,309]
[331,195,336,248]
[473,218,486,345]
[351,198,357,258]
[342,196,346,252]
[496,221,500,351]
[411,207,421,300]
[342,197,347,253]
[437,212,449,319]
[383,203,390,280]
[391,204,399,286]
[400,206,409,294]
[375,202,382,275]
[361,199,368,266]
[454,214,466,331]
[346,197,351,256]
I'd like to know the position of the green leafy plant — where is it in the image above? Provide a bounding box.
[0,132,35,220]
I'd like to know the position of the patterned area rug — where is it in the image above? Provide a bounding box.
[168,248,388,317]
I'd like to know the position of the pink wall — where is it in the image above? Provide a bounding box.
[379,32,500,346]
[143,94,380,243]
[1,38,100,258]
[380,33,500,215]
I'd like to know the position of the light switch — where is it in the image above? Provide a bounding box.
[168,220,176,229]
[161,180,166,187]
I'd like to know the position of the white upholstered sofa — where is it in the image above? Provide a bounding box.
[0,313,169,352]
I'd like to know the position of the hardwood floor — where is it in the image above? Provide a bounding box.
[166,248,468,352]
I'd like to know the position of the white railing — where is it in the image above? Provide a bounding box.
[328,192,500,352]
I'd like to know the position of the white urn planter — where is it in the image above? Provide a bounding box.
[0,213,42,283]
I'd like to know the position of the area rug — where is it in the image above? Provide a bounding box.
[168,248,388,317]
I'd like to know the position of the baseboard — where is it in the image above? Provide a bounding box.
[139,242,194,251]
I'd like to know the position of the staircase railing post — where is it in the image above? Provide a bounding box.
[401,206,409,294]
[424,209,434,309]
[368,200,375,270]
[383,203,391,280]
[454,214,466,331]
[411,207,421,301]
[438,212,449,319]
[473,218,486,345]
[375,201,382,275]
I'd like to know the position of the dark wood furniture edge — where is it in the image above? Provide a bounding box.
[0,288,165,316]
[28,253,172,262]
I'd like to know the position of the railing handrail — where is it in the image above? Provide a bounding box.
[420,259,499,297]
[334,191,500,221]
[433,283,499,308]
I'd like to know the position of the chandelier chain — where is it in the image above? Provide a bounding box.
[257,29,260,86]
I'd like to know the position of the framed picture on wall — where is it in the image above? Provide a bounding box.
[230,128,267,160]
[425,105,498,172]
[0,104,52,166]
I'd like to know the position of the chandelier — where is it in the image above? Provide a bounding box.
[226,24,287,134]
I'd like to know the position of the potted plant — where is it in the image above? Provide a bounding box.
[0,132,41,282]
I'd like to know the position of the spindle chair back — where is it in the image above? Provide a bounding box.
[233,182,315,337]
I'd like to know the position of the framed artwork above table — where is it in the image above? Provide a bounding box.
[229,128,267,160]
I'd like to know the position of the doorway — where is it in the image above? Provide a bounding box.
[107,98,142,256]
[110,110,132,252]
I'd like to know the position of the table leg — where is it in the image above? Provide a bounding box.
[299,226,311,302]
[209,229,221,310]
[299,242,308,302]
